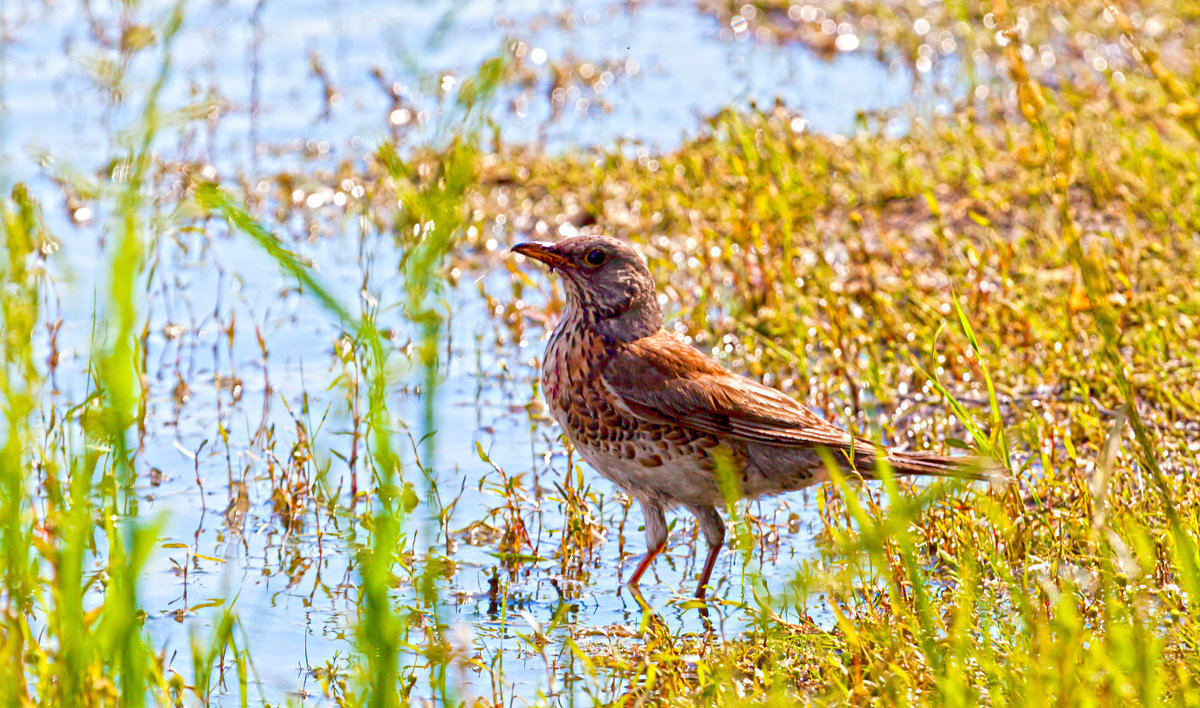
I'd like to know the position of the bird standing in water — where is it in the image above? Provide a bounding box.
[513,235,987,599]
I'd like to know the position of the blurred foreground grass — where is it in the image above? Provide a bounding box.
[4,0,1200,704]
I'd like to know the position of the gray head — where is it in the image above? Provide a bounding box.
[512,235,663,342]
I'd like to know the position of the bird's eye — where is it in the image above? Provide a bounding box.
[583,249,607,266]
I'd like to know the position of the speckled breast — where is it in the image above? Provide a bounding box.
[540,312,724,501]
[541,311,639,458]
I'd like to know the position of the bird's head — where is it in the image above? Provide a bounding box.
[512,235,663,342]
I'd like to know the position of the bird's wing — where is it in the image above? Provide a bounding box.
[601,331,855,449]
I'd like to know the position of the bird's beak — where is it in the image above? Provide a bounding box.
[512,241,571,269]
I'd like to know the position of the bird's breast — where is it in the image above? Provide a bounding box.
[540,312,584,410]
[540,315,613,441]
[538,319,731,506]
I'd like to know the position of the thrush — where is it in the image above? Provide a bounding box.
[513,235,989,599]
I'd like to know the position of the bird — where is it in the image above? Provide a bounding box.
[512,234,992,599]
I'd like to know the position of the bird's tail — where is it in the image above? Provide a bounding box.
[882,448,1005,483]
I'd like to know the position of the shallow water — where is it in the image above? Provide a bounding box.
[5,0,929,702]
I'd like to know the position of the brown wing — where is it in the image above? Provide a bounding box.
[601,331,855,449]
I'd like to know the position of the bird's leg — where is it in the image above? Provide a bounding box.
[687,505,726,600]
[626,501,667,590]
[627,541,665,588]
[695,540,722,600]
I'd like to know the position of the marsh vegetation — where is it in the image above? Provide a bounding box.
[2,0,1200,704]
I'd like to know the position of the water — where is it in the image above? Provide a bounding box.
[4,0,921,702]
